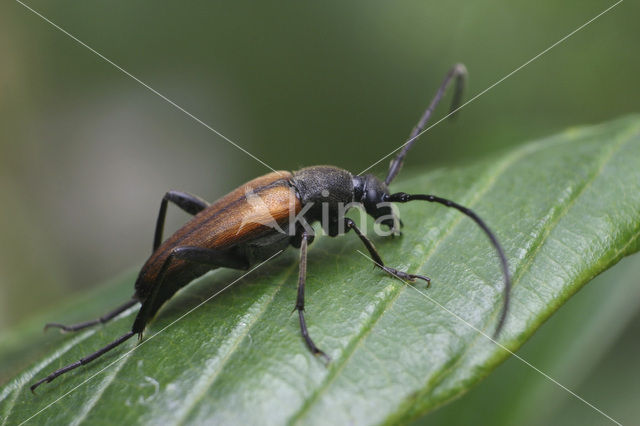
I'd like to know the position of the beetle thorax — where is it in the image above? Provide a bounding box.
[292,166,354,207]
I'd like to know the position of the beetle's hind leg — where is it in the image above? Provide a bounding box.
[31,330,136,392]
[45,298,139,333]
[344,218,431,286]
[132,246,250,334]
[295,230,330,363]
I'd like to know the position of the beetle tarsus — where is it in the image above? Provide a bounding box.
[314,348,331,365]
[344,217,431,288]
[380,266,431,287]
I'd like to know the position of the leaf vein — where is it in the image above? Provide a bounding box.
[173,264,297,425]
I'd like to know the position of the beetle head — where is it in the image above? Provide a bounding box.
[353,174,400,232]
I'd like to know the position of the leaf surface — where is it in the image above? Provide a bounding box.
[2,116,639,425]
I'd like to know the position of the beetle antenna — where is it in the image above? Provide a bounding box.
[385,64,467,186]
[385,192,510,337]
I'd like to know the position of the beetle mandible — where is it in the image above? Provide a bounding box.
[31,64,510,392]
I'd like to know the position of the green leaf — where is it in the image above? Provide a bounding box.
[421,253,640,426]
[2,115,640,425]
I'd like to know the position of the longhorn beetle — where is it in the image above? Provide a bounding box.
[31,64,510,392]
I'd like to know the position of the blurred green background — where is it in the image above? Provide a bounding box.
[1,0,638,423]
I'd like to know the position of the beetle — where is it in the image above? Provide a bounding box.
[31,64,510,392]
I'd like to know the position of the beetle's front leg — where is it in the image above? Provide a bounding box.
[344,218,430,286]
[295,230,330,363]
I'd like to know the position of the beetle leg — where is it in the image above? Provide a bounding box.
[295,231,330,363]
[153,191,210,251]
[344,218,431,286]
[133,246,250,334]
[31,331,136,392]
[44,298,139,333]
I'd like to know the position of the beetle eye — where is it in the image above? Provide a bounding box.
[366,188,380,205]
